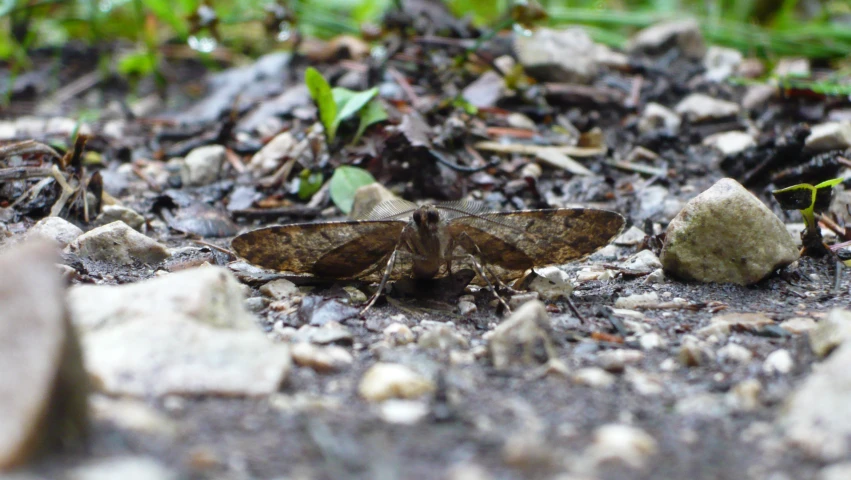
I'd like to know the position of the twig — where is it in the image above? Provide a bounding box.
[473,141,605,157]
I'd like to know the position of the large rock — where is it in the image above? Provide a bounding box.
[782,343,851,460]
[627,19,706,59]
[488,300,555,370]
[514,27,622,83]
[0,242,88,471]
[68,265,257,332]
[68,221,170,265]
[661,178,798,285]
[83,313,291,397]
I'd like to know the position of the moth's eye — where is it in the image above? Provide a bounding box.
[413,210,423,225]
[426,209,439,223]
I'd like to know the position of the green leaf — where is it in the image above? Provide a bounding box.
[117,51,158,77]
[142,0,191,38]
[305,67,338,141]
[329,166,376,214]
[334,87,378,124]
[815,177,843,190]
[353,98,388,144]
[772,183,814,211]
[297,169,324,200]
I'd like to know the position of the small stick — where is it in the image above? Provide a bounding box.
[360,249,399,315]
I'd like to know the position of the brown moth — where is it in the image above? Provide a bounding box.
[231,199,625,310]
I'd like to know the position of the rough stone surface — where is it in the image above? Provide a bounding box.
[0,242,88,471]
[702,131,756,156]
[488,300,554,370]
[358,363,435,402]
[68,266,256,332]
[782,343,851,460]
[25,216,83,247]
[627,19,706,59]
[514,27,604,83]
[621,250,662,274]
[83,313,290,397]
[805,121,851,153]
[808,308,851,358]
[637,102,681,135]
[68,221,170,265]
[660,178,798,285]
[180,144,226,187]
[675,94,740,123]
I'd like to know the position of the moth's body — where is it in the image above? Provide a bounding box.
[403,205,451,279]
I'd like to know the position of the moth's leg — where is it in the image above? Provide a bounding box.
[360,249,398,316]
[454,231,515,292]
[453,231,512,313]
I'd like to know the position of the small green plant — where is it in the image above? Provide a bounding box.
[773,177,843,256]
[304,67,387,144]
[329,165,376,214]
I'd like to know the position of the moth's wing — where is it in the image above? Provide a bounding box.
[231,220,408,280]
[433,200,491,221]
[446,208,625,281]
[360,199,419,220]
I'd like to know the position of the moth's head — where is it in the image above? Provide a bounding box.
[413,205,440,233]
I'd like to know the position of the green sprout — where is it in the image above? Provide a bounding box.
[773,177,843,256]
[304,67,387,145]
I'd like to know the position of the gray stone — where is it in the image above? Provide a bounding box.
[621,250,662,274]
[67,456,178,480]
[703,46,743,82]
[614,292,659,309]
[94,205,145,231]
[780,317,817,335]
[763,349,794,374]
[514,27,600,83]
[259,278,299,300]
[488,300,554,370]
[68,265,256,332]
[702,131,755,156]
[809,308,851,358]
[627,18,706,59]
[180,144,226,187]
[25,216,83,247]
[805,121,851,153]
[742,84,777,110]
[717,343,753,364]
[782,343,851,460]
[819,462,851,480]
[418,321,468,351]
[83,313,290,397]
[675,94,740,123]
[0,242,88,471]
[68,221,170,265]
[527,266,573,301]
[461,70,503,108]
[637,102,681,135]
[383,323,415,346]
[661,178,798,285]
[572,367,615,388]
[358,363,435,402]
[349,183,398,220]
[248,131,296,176]
[291,343,352,372]
[585,424,658,470]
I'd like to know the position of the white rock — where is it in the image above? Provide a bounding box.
[68,221,170,265]
[679,336,713,366]
[782,343,851,460]
[614,292,659,309]
[84,313,290,397]
[0,242,88,470]
[639,332,666,350]
[703,312,774,338]
[660,178,798,285]
[384,322,415,346]
[703,46,743,82]
[625,368,664,396]
[627,18,706,59]
[457,300,477,316]
[780,317,817,335]
[379,399,429,425]
[637,102,681,135]
[181,144,226,187]
[68,265,256,332]
[94,206,146,231]
[597,349,644,373]
[717,343,753,364]
[488,300,554,370]
[763,349,794,374]
[675,393,727,417]
[514,27,600,83]
[805,121,851,153]
[675,94,740,123]
[774,58,810,77]
[819,462,851,480]
[614,225,648,246]
[727,378,761,411]
[66,456,178,480]
[586,424,658,470]
[702,131,756,156]
[742,84,778,110]
[358,363,435,402]
[259,278,299,300]
[643,268,665,284]
[527,266,574,301]
[621,250,662,273]
[25,216,83,247]
[572,367,615,388]
[291,343,351,372]
[418,321,468,351]
[809,308,851,357]
[248,131,295,175]
[90,396,177,438]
